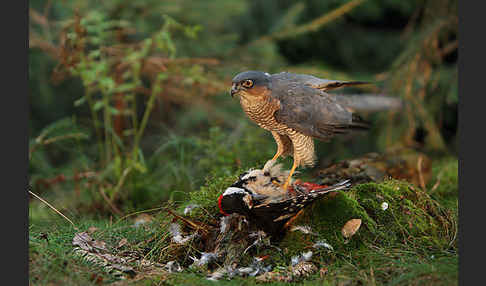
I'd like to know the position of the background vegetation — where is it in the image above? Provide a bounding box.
[29,0,458,284]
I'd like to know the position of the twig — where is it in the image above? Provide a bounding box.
[167,210,209,235]
[417,155,426,190]
[249,0,365,45]
[440,40,458,57]
[29,132,88,160]
[28,189,78,230]
[28,31,58,60]
[113,206,167,226]
[430,168,446,193]
[109,166,133,203]
[99,187,124,216]
[29,8,49,28]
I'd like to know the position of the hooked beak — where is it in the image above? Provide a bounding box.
[230,84,239,97]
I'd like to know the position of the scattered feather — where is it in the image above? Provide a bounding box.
[184,204,200,215]
[169,223,198,244]
[290,225,318,236]
[237,267,254,275]
[244,231,280,254]
[236,257,272,277]
[381,202,389,211]
[291,255,300,266]
[313,240,334,251]
[164,261,183,273]
[291,251,313,266]
[302,251,313,261]
[256,259,316,282]
[207,268,227,281]
[249,230,267,238]
[244,231,267,254]
[190,252,218,267]
[219,215,231,234]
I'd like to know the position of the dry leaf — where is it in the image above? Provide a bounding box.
[72,232,108,252]
[341,219,362,238]
[72,232,95,251]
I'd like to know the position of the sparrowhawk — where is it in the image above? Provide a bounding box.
[230,70,401,190]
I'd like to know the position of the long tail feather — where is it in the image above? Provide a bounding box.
[334,94,403,112]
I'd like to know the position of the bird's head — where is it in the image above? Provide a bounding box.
[231,71,271,98]
[218,187,253,217]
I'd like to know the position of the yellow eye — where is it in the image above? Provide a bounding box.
[242,79,253,88]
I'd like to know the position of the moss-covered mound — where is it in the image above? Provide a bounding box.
[154,175,455,270]
[134,172,454,285]
[280,180,456,258]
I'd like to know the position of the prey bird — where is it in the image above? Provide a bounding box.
[218,160,352,236]
[230,71,401,190]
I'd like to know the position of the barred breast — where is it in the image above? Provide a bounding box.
[240,98,316,167]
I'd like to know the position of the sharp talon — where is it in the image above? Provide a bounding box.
[282,182,289,191]
[271,180,281,187]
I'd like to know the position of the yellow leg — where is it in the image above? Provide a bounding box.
[271,149,283,161]
[282,160,298,191]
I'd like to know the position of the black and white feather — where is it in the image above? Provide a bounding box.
[218,162,351,236]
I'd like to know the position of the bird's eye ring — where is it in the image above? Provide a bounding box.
[242,79,254,88]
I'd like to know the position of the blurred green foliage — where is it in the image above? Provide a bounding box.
[29,1,458,285]
[29,0,457,215]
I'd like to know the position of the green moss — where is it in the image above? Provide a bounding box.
[174,168,456,268]
[182,171,241,222]
[280,179,456,258]
[29,176,457,285]
[30,160,457,285]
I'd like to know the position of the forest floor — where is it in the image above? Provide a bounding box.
[29,151,458,286]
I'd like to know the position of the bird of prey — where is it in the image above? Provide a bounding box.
[230,71,401,190]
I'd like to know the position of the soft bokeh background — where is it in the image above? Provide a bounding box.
[29,0,457,216]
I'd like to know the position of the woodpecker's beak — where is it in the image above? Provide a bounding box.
[230,84,238,97]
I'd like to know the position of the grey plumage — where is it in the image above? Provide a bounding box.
[271,75,366,141]
[230,70,401,188]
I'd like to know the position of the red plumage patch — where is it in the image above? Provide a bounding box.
[218,194,229,216]
[296,182,328,191]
